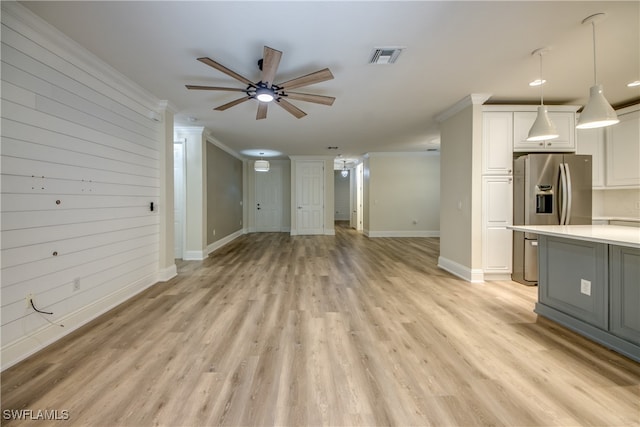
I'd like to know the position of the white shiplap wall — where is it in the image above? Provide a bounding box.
[1,3,170,369]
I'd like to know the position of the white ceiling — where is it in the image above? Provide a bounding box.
[21,1,640,162]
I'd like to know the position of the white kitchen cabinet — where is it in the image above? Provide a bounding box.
[606,108,640,188]
[482,112,513,175]
[577,127,606,188]
[513,111,576,152]
[482,175,513,279]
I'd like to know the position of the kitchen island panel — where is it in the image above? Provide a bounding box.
[538,235,608,330]
[610,245,640,346]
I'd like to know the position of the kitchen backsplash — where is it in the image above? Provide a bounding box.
[593,189,640,220]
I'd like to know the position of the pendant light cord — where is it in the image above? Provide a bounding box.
[538,52,544,106]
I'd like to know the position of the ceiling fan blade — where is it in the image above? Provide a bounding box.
[186,85,246,92]
[276,98,307,119]
[256,102,268,120]
[214,96,252,111]
[278,68,334,90]
[285,92,335,106]
[197,57,255,86]
[261,46,282,88]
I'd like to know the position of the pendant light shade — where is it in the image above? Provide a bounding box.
[340,160,349,177]
[254,153,270,172]
[528,105,559,141]
[576,13,619,130]
[576,84,619,129]
[527,48,559,142]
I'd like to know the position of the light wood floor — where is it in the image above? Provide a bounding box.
[2,223,639,426]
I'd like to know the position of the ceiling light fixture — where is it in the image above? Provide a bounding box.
[627,80,640,87]
[255,86,275,103]
[341,160,349,178]
[576,13,619,130]
[254,153,270,172]
[529,79,546,87]
[527,48,559,142]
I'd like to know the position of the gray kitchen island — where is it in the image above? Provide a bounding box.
[509,225,640,362]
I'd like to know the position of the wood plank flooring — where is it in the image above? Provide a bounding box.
[2,223,639,426]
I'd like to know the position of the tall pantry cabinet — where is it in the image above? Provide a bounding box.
[481,111,513,280]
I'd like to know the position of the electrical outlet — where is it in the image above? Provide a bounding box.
[25,293,34,308]
[213,229,216,236]
[580,279,591,296]
[73,277,81,291]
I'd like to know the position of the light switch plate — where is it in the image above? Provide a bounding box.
[580,279,591,296]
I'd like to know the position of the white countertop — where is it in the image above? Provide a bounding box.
[508,225,640,249]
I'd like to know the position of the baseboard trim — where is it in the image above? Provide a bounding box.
[366,230,440,238]
[183,250,206,261]
[483,272,512,281]
[207,229,244,255]
[158,264,177,282]
[438,256,484,283]
[1,273,158,371]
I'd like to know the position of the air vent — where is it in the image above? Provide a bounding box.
[369,47,403,64]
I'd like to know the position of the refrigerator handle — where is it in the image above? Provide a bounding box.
[564,162,573,224]
[559,163,568,225]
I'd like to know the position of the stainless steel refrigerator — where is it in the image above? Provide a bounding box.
[512,153,592,285]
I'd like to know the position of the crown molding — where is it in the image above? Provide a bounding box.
[435,93,492,123]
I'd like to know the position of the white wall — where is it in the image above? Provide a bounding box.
[0,3,174,369]
[438,100,484,281]
[364,153,440,237]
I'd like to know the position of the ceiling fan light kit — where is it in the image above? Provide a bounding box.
[186,46,335,120]
[527,48,559,142]
[576,12,619,130]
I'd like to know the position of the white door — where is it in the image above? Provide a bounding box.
[255,166,283,232]
[350,170,357,228]
[296,161,324,235]
[173,141,185,259]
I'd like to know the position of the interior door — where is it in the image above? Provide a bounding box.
[255,166,283,232]
[173,141,185,258]
[296,160,324,235]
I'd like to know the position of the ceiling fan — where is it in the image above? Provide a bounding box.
[186,46,335,120]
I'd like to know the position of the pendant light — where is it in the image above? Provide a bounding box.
[341,160,349,177]
[576,13,619,129]
[254,152,269,172]
[527,48,559,141]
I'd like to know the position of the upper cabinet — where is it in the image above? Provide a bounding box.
[482,112,513,175]
[576,105,640,189]
[513,111,576,152]
[605,107,640,188]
